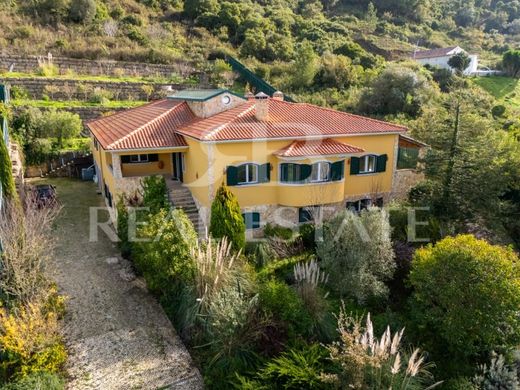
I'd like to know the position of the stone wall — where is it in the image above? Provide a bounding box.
[392,169,424,200]
[0,54,196,78]
[0,77,193,101]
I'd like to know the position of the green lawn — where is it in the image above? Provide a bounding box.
[473,76,520,107]
[13,99,147,109]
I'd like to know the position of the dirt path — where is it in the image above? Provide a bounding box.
[45,178,203,390]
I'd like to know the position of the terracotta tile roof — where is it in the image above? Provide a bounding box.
[274,138,365,158]
[87,99,195,150]
[413,46,459,59]
[176,99,406,141]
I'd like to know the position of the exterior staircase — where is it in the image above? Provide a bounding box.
[168,182,203,236]
[9,142,24,195]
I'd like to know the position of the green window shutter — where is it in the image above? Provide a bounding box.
[243,212,260,229]
[300,164,312,181]
[148,153,159,162]
[121,155,130,163]
[252,212,260,227]
[350,157,360,175]
[227,166,238,186]
[259,163,271,183]
[376,154,388,172]
[331,160,345,181]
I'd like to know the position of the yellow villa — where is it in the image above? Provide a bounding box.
[87,89,424,234]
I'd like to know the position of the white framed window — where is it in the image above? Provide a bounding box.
[359,155,376,174]
[310,162,331,182]
[130,154,149,163]
[237,163,259,184]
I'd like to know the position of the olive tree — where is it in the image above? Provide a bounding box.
[316,208,395,304]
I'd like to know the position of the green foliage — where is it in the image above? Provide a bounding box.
[257,254,312,282]
[258,279,312,338]
[291,41,319,89]
[408,235,520,373]
[209,183,245,251]
[0,136,16,200]
[264,223,293,240]
[141,175,168,215]
[68,0,96,23]
[37,109,82,148]
[502,50,520,78]
[358,64,438,117]
[256,344,330,389]
[448,52,471,75]
[133,209,197,293]
[116,192,142,259]
[299,223,316,251]
[0,371,64,390]
[316,209,395,304]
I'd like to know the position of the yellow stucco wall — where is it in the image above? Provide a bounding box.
[91,132,398,210]
[120,153,172,177]
[187,134,398,208]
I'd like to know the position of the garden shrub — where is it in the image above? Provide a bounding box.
[264,223,293,240]
[88,88,113,105]
[473,354,519,389]
[0,137,17,200]
[408,235,520,374]
[316,208,395,304]
[322,307,440,389]
[299,223,316,251]
[141,175,168,214]
[133,208,197,294]
[209,184,245,251]
[244,241,275,268]
[0,302,66,380]
[258,279,312,338]
[68,0,96,23]
[257,254,313,283]
[0,371,64,390]
[255,344,330,389]
[116,192,142,259]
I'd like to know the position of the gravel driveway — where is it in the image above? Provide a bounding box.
[45,178,203,390]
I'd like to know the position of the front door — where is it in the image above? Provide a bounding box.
[172,152,184,182]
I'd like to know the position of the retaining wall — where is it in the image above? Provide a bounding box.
[0,54,196,78]
[0,77,193,101]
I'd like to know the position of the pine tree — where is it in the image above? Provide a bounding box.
[209,183,245,251]
[0,135,16,200]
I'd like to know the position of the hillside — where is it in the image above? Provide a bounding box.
[1,0,518,70]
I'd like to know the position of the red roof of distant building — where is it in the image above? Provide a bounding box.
[413,46,460,59]
[87,99,194,150]
[274,138,365,158]
[176,99,406,141]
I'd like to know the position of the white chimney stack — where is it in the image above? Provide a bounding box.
[255,92,269,121]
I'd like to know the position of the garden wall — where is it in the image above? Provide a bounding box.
[0,54,197,78]
[0,77,194,101]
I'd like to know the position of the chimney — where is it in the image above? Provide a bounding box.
[273,90,284,101]
[244,91,255,101]
[255,92,269,121]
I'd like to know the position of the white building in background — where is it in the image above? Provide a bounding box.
[413,46,478,76]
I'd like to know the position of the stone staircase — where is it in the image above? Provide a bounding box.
[168,183,202,235]
[9,142,24,194]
